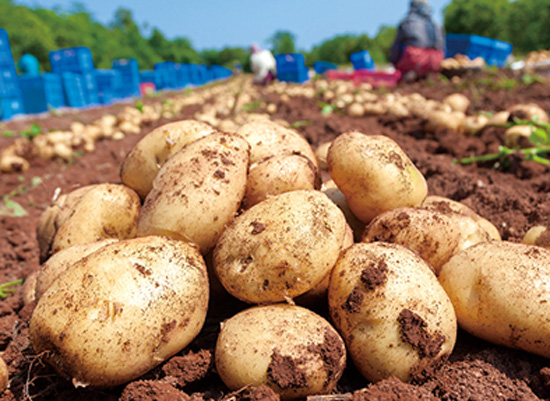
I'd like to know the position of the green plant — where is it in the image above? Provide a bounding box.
[0,196,28,217]
[290,120,312,129]
[20,123,42,140]
[135,100,144,113]
[0,279,23,299]
[455,118,550,167]
[243,100,261,112]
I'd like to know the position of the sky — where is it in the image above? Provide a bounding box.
[16,0,452,51]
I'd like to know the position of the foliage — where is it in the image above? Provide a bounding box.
[0,279,23,299]
[269,31,296,55]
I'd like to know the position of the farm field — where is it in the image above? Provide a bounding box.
[1,70,550,401]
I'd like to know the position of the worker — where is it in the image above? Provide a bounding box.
[390,0,445,80]
[250,43,277,85]
[17,51,40,76]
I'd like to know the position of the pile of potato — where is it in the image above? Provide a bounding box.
[21,116,550,399]
[441,54,485,70]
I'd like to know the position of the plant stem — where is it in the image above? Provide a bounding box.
[0,279,23,299]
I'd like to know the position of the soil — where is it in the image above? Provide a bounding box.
[1,71,550,401]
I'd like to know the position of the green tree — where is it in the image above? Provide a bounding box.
[506,0,550,54]
[269,30,296,54]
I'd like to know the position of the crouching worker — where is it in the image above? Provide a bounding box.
[390,0,445,80]
[250,43,277,85]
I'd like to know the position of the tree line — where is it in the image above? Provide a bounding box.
[0,0,548,74]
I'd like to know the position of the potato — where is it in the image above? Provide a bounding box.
[35,239,117,301]
[120,120,215,199]
[314,142,331,171]
[523,225,550,248]
[439,241,550,358]
[0,357,7,393]
[328,242,457,383]
[213,190,348,304]
[236,119,317,167]
[244,154,320,208]
[443,93,470,113]
[38,184,140,261]
[215,304,346,400]
[327,131,427,223]
[462,115,489,136]
[22,269,40,305]
[426,110,466,132]
[421,195,501,240]
[322,180,365,242]
[362,207,490,275]
[30,236,209,388]
[507,103,549,123]
[137,132,250,254]
[487,110,510,126]
[504,125,534,148]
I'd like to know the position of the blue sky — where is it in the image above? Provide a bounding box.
[17,0,452,51]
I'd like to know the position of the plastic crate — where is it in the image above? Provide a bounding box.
[0,50,15,68]
[20,73,66,114]
[0,67,20,97]
[275,53,306,73]
[61,72,87,108]
[112,58,140,97]
[174,63,190,88]
[350,50,375,71]
[139,82,156,96]
[140,70,158,84]
[314,61,338,74]
[49,47,95,73]
[0,96,24,120]
[326,70,401,88]
[80,72,99,105]
[98,91,117,105]
[210,65,232,80]
[445,34,513,67]
[277,68,309,83]
[0,29,10,53]
[188,64,200,85]
[154,61,178,90]
[198,64,210,85]
[94,69,122,91]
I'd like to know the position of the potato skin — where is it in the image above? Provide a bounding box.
[215,304,346,400]
[439,241,550,359]
[214,190,347,304]
[244,154,320,208]
[46,184,140,257]
[120,120,215,199]
[137,132,250,254]
[30,236,209,388]
[362,207,490,275]
[328,242,457,383]
[327,131,427,223]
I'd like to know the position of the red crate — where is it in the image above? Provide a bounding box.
[139,82,156,96]
[327,70,401,88]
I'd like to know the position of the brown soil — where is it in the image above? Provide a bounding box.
[1,72,550,401]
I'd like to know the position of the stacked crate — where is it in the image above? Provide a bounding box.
[49,47,98,107]
[112,58,140,98]
[154,61,178,90]
[275,53,309,83]
[445,34,513,67]
[0,29,24,120]
[209,65,232,80]
[174,63,190,88]
[19,73,66,114]
[94,69,122,105]
[350,50,375,71]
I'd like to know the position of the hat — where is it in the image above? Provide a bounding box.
[411,0,429,5]
[250,43,261,54]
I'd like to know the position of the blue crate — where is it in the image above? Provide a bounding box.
[98,90,117,105]
[154,61,178,90]
[61,72,87,108]
[49,47,95,73]
[80,72,99,105]
[277,68,309,83]
[174,63,191,88]
[0,68,20,98]
[275,53,306,73]
[188,64,200,85]
[314,61,338,74]
[112,58,140,97]
[198,64,210,85]
[140,70,158,85]
[0,29,10,53]
[0,96,24,120]
[0,50,15,68]
[446,34,513,67]
[350,50,374,71]
[94,69,122,91]
[210,65,232,80]
[20,73,66,114]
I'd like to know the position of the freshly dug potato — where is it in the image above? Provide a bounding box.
[439,241,550,358]
[0,357,7,393]
[507,103,549,123]
[421,195,500,241]
[214,190,348,304]
[462,115,489,136]
[327,131,427,223]
[523,225,550,248]
[322,180,365,242]
[215,304,346,400]
[22,269,40,305]
[425,110,466,133]
[504,125,534,148]
[315,142,331,171]
[487,110,510,126]
[236,119,317,167]
[328,242,457,383]
[34,239,117,301]
[137,132,250,254]
[38,184,140,261]
[443,93,470,113]
[120,120,215,199]
[362,207,490,275]
[30,236,209,388]
[244,154,320,208]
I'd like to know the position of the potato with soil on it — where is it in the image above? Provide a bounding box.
[30,236,209,388]
[522,225,550,248]
[0,357,8,393]
[243,154,321,208]
[137,131,250,254]
[236,119,318,168]
[36,184,141,263]
[215,304,346,401]
[328,242,457,383]
[440,241,550,359]
[120,120,216,199]
[421,195,501,241]
[322,179,365,242]
[327,131,427,224]
[213,190,348,304]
